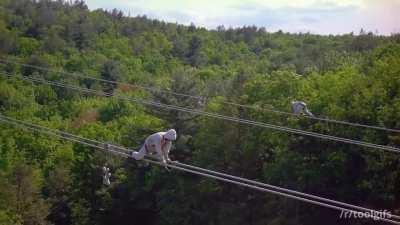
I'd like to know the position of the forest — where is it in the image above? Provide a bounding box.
[0,0,400,224]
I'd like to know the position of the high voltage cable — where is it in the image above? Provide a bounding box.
[171,161,400,221]
[3,107,398,217]
[0,58,200,100]
[1,58,399,133]
[1,72,400,154]
[0,114,398,224]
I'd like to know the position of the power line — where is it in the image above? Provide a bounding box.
[1,58,399,133]
[0,114,398,224]
[0,115,133,159]
[3,107,398,222]
[0,58,202,100]
[172,161,400,220]
[2,72,400,154]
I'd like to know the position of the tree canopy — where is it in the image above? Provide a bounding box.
[0,1,399,225]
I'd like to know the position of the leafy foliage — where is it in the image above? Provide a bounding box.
[0,1,399,225]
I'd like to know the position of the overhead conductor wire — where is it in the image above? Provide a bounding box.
[1,72,399,154]
[1,58,399,133]
[0,114,398,224]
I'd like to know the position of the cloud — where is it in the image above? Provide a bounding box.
[182,1,360,34]
[300,17,319,24]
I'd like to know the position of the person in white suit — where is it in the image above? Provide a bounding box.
[291,101,314,117]
[132,129,177,167]
[102,166,111,186]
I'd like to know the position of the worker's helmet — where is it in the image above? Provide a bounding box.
[164,129,177,141]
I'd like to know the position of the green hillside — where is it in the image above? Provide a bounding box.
[0,0,399,224]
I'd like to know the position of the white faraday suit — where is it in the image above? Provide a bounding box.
[132,129,177,165]
[291,101,314,117]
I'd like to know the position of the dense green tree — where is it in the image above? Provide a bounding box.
[0,1,399,225]
[100,60,124,93]
[0,163,50,225]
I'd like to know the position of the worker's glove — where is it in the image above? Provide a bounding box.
[167,158,178,164]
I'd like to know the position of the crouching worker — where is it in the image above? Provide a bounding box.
[291,100,314,117]
[102,166,111,186]
[132,129,177,168]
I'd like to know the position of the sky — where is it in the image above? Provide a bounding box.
[84,0,400,35]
